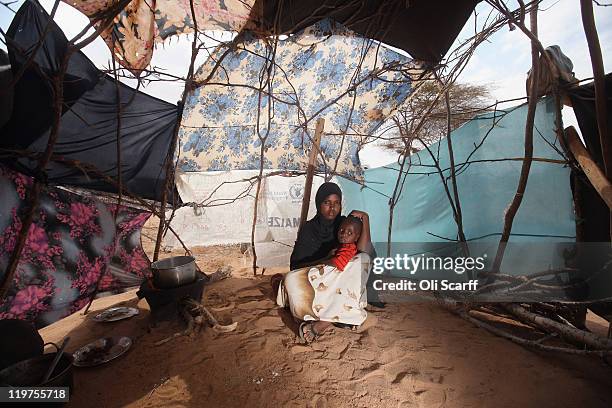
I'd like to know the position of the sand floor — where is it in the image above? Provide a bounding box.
[37,222,612,408]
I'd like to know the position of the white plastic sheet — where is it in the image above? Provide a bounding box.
[164,171,329,267]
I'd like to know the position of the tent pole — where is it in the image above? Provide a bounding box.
[566,126,612,210]
[0,67,67,300]
[152,116,178,262]
[491,5,539,274]
[579,0,611,176]
[153,0,202,262]
[83,47,124,314]
[299,118,324,230]
[152,101,185,262]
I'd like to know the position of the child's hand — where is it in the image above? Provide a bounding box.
[327,248,337,257]
[348,210,368,221]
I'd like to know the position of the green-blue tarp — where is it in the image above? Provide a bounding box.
[340,97,575,276]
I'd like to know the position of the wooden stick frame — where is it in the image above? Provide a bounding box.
[299,118,325,231]
[566,126,612,210]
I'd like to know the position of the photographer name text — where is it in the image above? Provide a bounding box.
[372,279,479,291]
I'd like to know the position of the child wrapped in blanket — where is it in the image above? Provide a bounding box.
[276,213,369,343]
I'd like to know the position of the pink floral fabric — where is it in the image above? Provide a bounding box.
[0,166,152,328]
[64,0,255,72]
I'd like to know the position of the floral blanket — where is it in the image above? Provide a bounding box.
[178,19,419,180]
[0,166,151,328]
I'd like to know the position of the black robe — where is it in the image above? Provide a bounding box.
[289,214,345,270]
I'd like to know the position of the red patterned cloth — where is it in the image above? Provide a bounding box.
[0,166,152,328]
[330,243,358,271]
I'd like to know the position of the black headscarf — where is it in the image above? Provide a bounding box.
[290,182,344,269]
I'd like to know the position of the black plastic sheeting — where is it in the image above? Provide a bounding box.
[251,0,480,64]
[568,73,612,243]
[567,74,612,318]
[0,1,178,203]
[569,74,612,174]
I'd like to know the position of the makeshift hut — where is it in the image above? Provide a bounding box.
[0,0,611,405]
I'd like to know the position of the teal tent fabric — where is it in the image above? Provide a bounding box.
[340,97,575,276]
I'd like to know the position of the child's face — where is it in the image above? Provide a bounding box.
[338,221,361,244]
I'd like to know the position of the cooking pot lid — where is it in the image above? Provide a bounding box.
[150,256,195,270]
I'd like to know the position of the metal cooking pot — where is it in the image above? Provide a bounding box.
[151,256,197,288]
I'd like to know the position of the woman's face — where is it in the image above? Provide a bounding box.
[319,194,341,221]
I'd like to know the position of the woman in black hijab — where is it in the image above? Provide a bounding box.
[290,182,374,269]
[275,182,374,343]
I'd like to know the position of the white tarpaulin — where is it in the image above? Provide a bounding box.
[164,171,328,266]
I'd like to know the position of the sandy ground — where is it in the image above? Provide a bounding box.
[37,220,612,408]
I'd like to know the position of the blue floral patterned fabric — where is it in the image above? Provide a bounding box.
[178,19,420,180]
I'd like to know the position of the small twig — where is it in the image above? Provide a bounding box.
[146,376,170,399]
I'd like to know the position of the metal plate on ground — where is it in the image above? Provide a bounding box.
[72,337,132,367]
[92,307,139,323]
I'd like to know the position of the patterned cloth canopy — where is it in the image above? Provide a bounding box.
[178,19,421,179]
[65,1,479,72]
[64,0,255,71]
